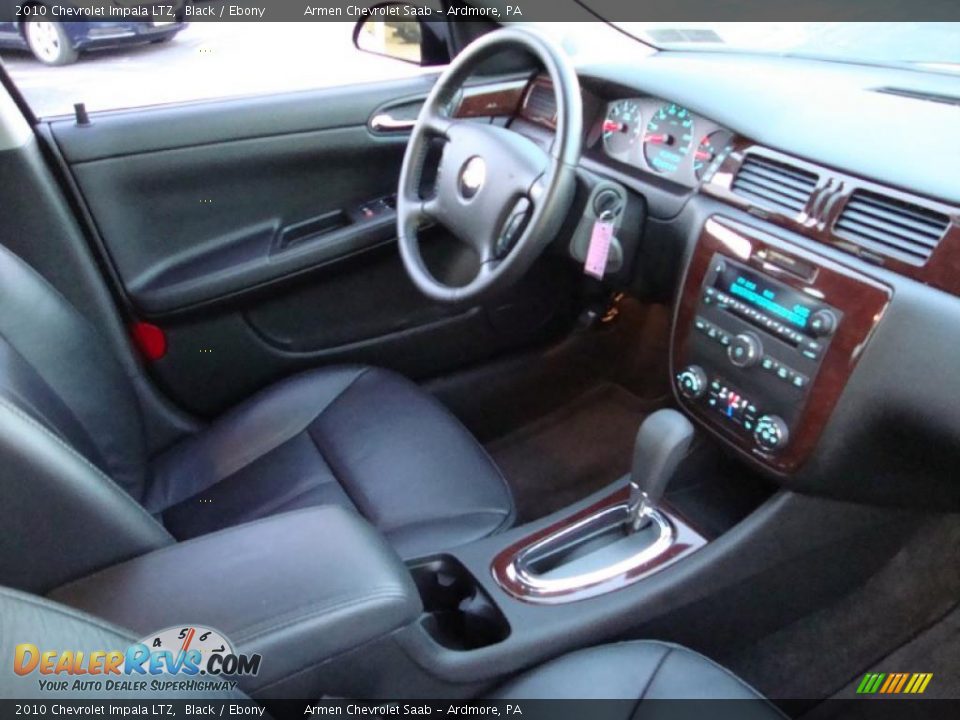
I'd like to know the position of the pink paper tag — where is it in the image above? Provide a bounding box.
[584,217,615,279]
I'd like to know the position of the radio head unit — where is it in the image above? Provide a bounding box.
[709,261,838,342]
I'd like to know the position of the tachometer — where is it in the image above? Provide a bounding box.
[643,103,694,175]
[602,100,642,156]
[694,130,734,180]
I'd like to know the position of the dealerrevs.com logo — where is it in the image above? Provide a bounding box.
[13,626,261,693]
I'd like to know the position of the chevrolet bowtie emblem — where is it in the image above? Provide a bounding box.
[459,156,486,199]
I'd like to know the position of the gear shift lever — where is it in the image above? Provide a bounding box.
[626,409,695,531]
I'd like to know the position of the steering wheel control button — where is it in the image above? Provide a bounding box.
[676,366,708,400]
[754,415,789,451]
[728,332,762,368]
[458,156,486,200]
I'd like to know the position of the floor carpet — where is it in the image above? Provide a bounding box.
[717,515,960,707]
[486,383,662,523]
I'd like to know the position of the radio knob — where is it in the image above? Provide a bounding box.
[754,415,789,451]
[676,365,708,400]
[728,332,762,368]
[809,309,838,338]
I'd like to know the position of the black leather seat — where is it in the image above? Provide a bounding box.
[149,365,514,556]
[0,243,513,591]
[495,641,782,711]
[0,585,782,715]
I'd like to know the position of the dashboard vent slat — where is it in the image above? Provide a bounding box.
[835,190,949,265]
[524,83,556,125]
[732,155,818,215]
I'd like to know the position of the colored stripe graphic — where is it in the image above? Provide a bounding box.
[857,673,885,694]
[893,674,909,693]
[856,672,932,694]
[880,673,900,695]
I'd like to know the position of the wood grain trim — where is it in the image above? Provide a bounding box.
[491,487,707,604]
[672,217,892,475]
[701,138,960,297]
[454,82,527,119]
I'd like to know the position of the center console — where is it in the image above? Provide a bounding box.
[673,216,892,473]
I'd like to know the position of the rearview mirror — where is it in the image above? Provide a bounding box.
[353,8,425,66]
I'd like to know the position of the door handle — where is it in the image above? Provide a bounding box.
[370,113,416,133]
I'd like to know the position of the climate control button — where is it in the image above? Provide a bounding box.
[676,365,708,400]
[728,332,763,368]
[754,415,789,451]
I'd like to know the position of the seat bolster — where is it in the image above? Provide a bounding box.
[494,641,785,717]
[0,398,172,593]
[0,244,149,499]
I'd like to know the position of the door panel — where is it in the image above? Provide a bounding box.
[68,126,403,314]
[47,76,579,416]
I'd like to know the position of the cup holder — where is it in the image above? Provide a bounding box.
[407,555,510,651]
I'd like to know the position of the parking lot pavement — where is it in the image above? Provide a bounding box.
[1,22,428,118]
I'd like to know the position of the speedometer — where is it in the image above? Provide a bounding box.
[643,103,694,175]
[602,100,642,156]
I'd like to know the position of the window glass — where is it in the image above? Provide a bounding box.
[0,21,433,118]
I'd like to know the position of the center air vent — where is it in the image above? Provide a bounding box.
[834,190,949,265]
[732,155,818,216]
[523,82,556,126]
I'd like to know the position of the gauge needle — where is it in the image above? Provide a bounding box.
[603,120,625,133]
[694,151,712,160]
[644,133,674,145]
[180,627,196,654]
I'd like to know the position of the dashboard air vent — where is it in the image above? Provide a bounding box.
[834,190,949,265]
[524,82,556,126]
[731,155,818,215]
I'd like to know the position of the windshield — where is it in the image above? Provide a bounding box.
[600,22,960,73]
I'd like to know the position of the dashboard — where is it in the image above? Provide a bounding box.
[465,58,960,511]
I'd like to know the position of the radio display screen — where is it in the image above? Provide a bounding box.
[714,265,815,329]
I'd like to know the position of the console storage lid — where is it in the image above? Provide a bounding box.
[48,506,422,691]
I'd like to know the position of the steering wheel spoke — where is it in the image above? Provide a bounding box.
[420,107,453,138]
[478,257,503,279]
[419,197,442,224]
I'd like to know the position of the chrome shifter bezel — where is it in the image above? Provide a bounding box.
[503,503,675,599]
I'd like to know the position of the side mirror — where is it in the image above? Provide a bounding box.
[353,6,425,66]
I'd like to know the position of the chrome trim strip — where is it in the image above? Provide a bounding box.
[504,505,675,597]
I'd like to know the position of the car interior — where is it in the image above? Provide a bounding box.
[0,6,959,716]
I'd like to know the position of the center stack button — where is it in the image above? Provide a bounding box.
[728,332,763,368]
[676,365,708,400]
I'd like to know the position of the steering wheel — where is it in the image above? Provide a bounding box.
[397,27,582,303]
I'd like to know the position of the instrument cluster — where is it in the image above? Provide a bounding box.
[590,97,734,187]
